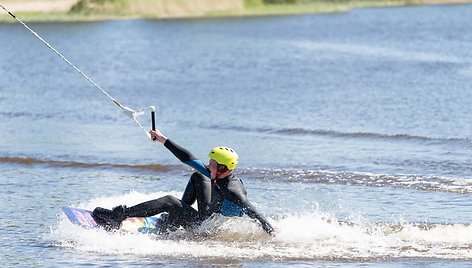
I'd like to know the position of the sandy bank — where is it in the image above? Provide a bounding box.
[1,0,79,13]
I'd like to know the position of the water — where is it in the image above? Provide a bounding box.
[0,4,471,267]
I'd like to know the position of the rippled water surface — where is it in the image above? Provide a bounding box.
[0,4,471,267]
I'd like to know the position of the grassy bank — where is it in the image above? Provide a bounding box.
[1,0,472,22]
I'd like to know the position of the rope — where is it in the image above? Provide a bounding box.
[0,3,153,139]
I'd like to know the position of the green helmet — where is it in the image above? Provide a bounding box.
[208,146,238,170]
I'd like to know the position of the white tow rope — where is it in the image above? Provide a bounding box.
[0,3,154,140]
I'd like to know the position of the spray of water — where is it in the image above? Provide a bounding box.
[47,191,472,261]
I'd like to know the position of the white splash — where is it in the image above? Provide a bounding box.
[48,191,472,261]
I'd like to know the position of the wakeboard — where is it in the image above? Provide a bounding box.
[62,206,163,234]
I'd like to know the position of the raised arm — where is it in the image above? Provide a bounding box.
[150,130,210,178]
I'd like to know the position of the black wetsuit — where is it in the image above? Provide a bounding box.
[121,139,275,234]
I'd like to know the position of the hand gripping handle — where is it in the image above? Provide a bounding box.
[151,109,157,141]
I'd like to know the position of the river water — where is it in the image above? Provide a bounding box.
[0,4,471,267]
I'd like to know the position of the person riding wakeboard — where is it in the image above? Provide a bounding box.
[91,128,276,235]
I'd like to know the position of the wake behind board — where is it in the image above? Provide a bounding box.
[62,206,163,234]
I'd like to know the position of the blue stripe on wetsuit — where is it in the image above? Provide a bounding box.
[185,159,211,178]
[220,199,244,217]
[184,159,243,216]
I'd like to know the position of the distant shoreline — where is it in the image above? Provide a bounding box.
[1,0,472,23]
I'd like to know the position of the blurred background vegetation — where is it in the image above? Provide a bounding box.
[0,0,467,22]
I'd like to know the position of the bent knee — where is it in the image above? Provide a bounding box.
[160,195,182,207]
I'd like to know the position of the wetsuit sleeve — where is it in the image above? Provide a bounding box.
[164,139,211,178]
[226,181,275,234]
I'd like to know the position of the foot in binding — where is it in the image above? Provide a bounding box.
[92,205,127,231]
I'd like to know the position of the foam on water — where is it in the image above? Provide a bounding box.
[48,191,472,261]
[250,169,472,194]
